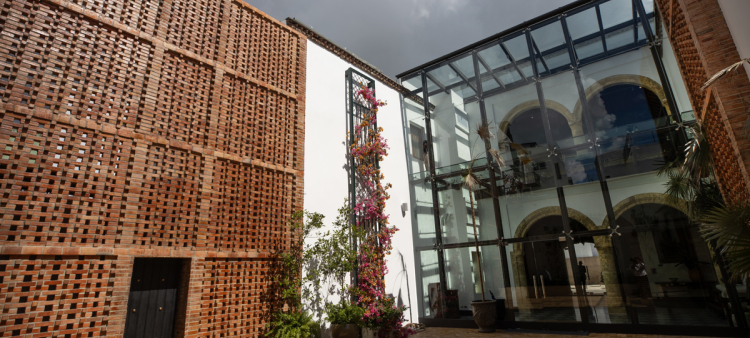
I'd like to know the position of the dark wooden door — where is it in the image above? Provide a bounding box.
[124,258,182,338]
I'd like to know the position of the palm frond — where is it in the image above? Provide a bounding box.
[701,58,750,91]
[475,121,495,142]
[682,125,712,183]
[488,148,506,169]
[463,172,479,191]
[701,203,750,280]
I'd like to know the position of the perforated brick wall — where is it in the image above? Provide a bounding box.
[0,0,307,336]
[655,0,750,203]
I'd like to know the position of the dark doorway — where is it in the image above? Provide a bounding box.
[124,258,185,338]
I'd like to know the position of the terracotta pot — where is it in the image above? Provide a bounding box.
[471,300,497,333]
[331,323,359,338]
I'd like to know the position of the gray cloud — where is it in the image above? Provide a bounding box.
[247,0,577,79]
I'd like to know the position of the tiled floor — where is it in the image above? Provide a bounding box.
[411,328,722,338]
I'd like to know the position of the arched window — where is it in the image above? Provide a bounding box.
[583,84,680,178]
[614,203,731,327]
[506,108,573,147]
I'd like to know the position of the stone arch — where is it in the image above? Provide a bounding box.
[602,192,690,229]
[573,74,671,120]
[498,99,582,138]
[513,206,599,240]
[508,206,622,310]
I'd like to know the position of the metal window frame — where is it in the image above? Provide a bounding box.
[402,0,748,333]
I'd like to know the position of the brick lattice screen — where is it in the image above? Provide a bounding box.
[655,0,750,203]
[0,0,307,336]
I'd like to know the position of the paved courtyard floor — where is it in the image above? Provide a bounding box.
[412,328,720,338]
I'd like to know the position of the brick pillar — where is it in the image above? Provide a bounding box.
[657,0,750,202]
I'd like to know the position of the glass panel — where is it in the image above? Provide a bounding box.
[518,60,535,79]
[599,0,634,30]
[571,235,631,324]
[481,78,501,92]
[560,177,631,324]
[417,249,442,318]
[483,81,559,195]
[531,20,567,53]
[477,44,511,70]
[404,96,437,249]
[561,147,600,185]
[615,204,733,327]
[575,37,605,60]
[567,7,601,41]
[504,35,530,61]
[640,0,655,14]
[637,20,647,42]
[429,96,482,170]
[443,245,506,318]
[605,26,635,50]
[410,169,437,249]
[531,20,571,73]
[426,77,439,94]
[657,19,694,119]
[428,63,462,88]
[579,48,683,180]
[505,239,583,323]
[497,66,524,85]
[452,54,476,80]
[435,168,499,245]
[538,71,586,148]
[402,74,423,92]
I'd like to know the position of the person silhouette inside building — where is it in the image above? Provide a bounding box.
[578,261,589,292]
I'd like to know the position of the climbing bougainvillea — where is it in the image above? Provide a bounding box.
[349,85,413,338]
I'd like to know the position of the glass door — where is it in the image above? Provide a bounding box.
[506,233,584,323]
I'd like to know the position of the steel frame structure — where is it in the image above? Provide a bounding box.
[398,0,748,335]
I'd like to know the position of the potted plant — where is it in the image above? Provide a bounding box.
[360,296,412,338]
[326,302,364,338]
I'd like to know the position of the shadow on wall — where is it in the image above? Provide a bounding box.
[392,250,414,323]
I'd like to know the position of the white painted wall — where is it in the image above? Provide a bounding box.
[718,0,750,83]
[303,40,419,325]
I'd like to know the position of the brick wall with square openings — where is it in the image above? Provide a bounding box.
[0,0,307,336]
[655,0,750,203]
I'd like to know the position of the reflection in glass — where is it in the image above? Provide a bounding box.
[599,0,634,30]
[583,83,679,179]
[504,34,530,61]
[531,20,571,73]
[616,204,733,326]
[566,7,600,40]
[444,246,506,318]
[436,170,499,245]
[506,235,583,322]
[418,250,441,318]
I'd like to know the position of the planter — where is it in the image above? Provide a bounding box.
[331,323,360,338]
[471,299,497,333]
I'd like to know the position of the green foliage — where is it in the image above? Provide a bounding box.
[660,124,750,281]
[266,311,321,338]
[702,203,750,281]
[660,125,723,219]
[324,302,364,325]
[266,211,325,337]
[305,202,363,302]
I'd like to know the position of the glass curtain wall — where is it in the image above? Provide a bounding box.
[401,0,747,333]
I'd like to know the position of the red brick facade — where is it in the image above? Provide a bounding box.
[655,0,750,203]
[0,0,306,336]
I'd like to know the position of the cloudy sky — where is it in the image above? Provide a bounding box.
[248,0,577,79]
